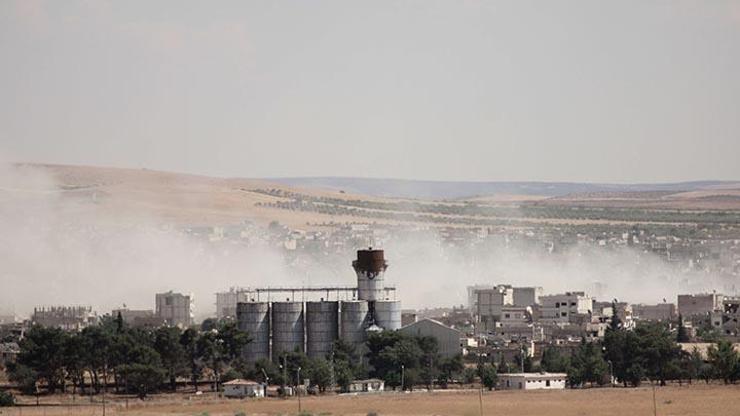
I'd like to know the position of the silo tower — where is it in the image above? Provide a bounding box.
[353,248,387,302]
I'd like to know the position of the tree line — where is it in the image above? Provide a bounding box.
[3,311,739,406]
[3,316,469,402]
[545,312,740,387]
[7,315,250,399]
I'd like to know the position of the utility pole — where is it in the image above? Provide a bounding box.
[279,354,288,398]
[261,368,270,397]
[652,384,657,416]
[520,344,525,373]
[401,364,405,391]
[329,351,335,392]
[297,366,302,413]
[479,388,483,416]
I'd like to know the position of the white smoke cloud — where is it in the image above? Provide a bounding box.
[0,158,731,321]
[0,160,295,320]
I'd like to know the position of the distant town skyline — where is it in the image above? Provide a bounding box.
[1,1,739,183]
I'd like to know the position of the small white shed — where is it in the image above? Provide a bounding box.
[498,373,567,390]
[223,379,266,398]
[348,378,385,393]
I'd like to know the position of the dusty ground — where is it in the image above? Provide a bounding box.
[2,384,740,416]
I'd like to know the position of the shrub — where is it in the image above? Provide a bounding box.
[0,390,15,406]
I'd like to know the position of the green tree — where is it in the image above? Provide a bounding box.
[0,390,14,407]
[334,361,354,392]
[116,363,165,398]
[80,325,115,393]
[247,358,281,385]
[7,363,37,395]
[61,333,87,395]
[635,323,681,386]
[154,326,186,391]
[685,347,704,384]
[568,340,608,387]
[540,346,570,373]
[708,340,739,384]
[180,328,203,391]
[609,301,622,331]
[308,358,333,392]
[15,326,68,393]
[479,364,498,390]
[437,355,464,388]
[216,321,251,362]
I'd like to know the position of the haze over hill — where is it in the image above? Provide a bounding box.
[269,177,740,200]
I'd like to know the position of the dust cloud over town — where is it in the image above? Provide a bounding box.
[0,160,726,319]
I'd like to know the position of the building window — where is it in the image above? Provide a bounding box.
[561,312,567,317]
[546,380,551,387]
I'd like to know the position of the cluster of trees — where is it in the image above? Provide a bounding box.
[7,315,250,398]
[542,311,740,387]
[6,311,739,401]
[5,317,471,399]
[365,331,464,391]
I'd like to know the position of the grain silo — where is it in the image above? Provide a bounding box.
[272,301,304,357]
[374,300,402,331]
[236,302,270,362]
[306,301,339,359]
[340,300,370,345]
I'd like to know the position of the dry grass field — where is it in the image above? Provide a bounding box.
[4,164,738,233]
[3,384,740,416]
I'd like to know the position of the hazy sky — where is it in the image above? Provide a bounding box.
[1,1,739,182]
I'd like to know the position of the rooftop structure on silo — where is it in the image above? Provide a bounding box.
[353,247,388,302]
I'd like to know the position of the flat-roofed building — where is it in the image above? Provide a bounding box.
[32,306,97,331]
[632,303,677,321]
[678,293,723,317]
[512,287,543,307]
[540,292,592,324]
[155,291,194,328]
[476,285,514,331]
[112,308,164,328]
[498,372,567,390]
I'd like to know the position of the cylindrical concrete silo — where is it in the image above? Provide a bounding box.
[374,300,402,331]
[236,302,270,362]
[271,301,304,358]
[306,301,339,359]
[353,249,387,301]
[340,300,369,345]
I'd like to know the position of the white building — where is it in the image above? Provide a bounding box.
[498,373,567,390]
[223,379,265,398]
[155,291,194,328]
[539,292,593,324]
